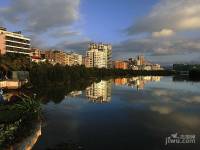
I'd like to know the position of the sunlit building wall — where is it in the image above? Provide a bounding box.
[86,43,112,68]
[44,50,82,66]
[114,60,128,70]
[54,51,69,65]
[69,52,83,66]
[136,55,145,66]
[0,27,31,55]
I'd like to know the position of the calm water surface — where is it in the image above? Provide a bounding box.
[32,76,200,150]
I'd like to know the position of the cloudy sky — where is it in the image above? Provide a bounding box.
[1,0,200,64]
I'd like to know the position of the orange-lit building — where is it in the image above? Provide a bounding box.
[114,60,128,70]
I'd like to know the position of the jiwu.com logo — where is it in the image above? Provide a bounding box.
[165,133,196,145]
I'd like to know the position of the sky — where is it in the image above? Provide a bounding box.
[1,0,200,64]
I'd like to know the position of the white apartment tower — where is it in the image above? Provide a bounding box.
[86,43,112,68]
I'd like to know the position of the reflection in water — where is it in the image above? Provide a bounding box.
[31,76,200,150]
[86,80,112,103]
[3,76,200,150]
[115,76,161,90]
[6,121,41,150]
[66,77,161,103]
[68,91,82,97]
[9,121,42,150]
[0,91,41,150]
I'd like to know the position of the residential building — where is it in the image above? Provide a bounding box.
[44,50,83,66]
[45,50,55,63]
[68,52,83,66]
[82,56,86,66]
[136,55,145,66]
[151,64,163,70]
[114,60,128,70]
[54,51,69,65]
[128,55,163,70]
[31,48,45,63]
[86,43,112,68]
[0,27,31,55]
[31,48,41,58]
[143,65,152,70]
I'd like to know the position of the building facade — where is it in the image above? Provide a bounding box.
[68,52,83,66]
[114,60,128,70]
[0,27,31,55]
[86,43,112,68]
[44,50,82,66]
[54,51,69,65]
[128,55,163,70]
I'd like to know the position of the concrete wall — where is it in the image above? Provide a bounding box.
[0,80,21,89]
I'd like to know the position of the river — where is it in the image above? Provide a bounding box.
[5,76,200,150]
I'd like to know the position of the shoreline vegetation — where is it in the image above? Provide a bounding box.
[0,95,41,149]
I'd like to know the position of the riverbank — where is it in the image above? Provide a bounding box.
[0,95,41,149]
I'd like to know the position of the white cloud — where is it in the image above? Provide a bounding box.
[0,0,83,48]
[0,0,80,33]
[126,0,200,35]
[178,17,200,29]
[119,0,200,63]
[150,106,173,114]
[152,29,175,38]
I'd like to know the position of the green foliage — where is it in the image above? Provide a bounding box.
[0,53,30,71]
[0,95,41,123]
[12,95,41,115]
[0,95,41,148]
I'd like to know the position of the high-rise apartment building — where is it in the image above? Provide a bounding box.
[86,43,112,68]
[0,27,31,55]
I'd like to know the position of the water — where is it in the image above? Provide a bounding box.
[7,76,200,150]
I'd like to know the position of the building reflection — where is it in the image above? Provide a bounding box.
[86,80,112,103]
[68,91,82,97]
[64,76,161,103]
[114,76,161,90]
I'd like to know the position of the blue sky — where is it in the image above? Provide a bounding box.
[1,0,200,64]
[80,0,158,43]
